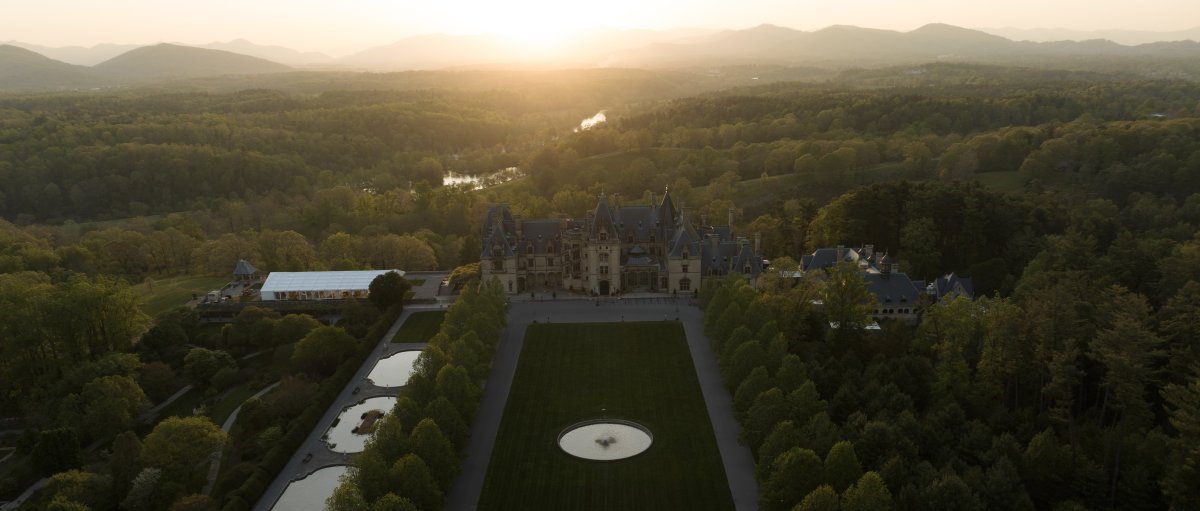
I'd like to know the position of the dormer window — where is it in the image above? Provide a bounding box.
[649,232,656,243]
[492,244,502,257]
[682,249,689,259]
[744,263,752,275]
[548,244,556,254]
[526,244,534,255]
[599,230,608,241]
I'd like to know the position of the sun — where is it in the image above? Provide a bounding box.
[459,0,593,48]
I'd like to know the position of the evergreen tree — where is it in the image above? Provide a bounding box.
[1160,363,1200,507]
[758,421,801,481]
[842,471,892,511]
[390,454,443,511]
[795,485,839,511]
[763,447,824,511]
[410,419,460,489]
[733,367,771,418]
[825,440,864,493]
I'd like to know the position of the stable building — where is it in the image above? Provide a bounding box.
[259,270,404,301]
[800,245,927,324]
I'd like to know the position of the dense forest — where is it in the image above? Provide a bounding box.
[0,63,1198,510]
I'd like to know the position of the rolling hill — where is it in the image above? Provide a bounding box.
[92,43,291,80]
[0,44,98,90]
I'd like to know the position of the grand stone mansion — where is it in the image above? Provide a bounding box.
[480,190,763,295]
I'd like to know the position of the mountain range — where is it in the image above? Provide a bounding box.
[981,26,1200,46]
[3,24,1200,91]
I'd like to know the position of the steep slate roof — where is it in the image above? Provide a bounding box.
[614,205,659,243]
[802,248,845,272]
[519,220,561,254]
[864,272,922,306]
[233,259,258,276]
[701,236,764,278]
[657,188,676,227]
[669,219,701,257]
[934,272,975,300]
[590,194,617,237]
[481,205,517,259]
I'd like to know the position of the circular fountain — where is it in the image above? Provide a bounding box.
[558,419,653,461]
[366,350,421,387]
[272,465,349,511]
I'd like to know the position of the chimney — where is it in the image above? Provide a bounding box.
[754,233,762,254]
[650,190,656,208]
[728,207,735,228]
[864,244,874,258]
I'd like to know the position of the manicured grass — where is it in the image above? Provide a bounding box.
[478,322,733,511]
[976,170,1025,193]
[131,275,231,317]
[391,311,446,343]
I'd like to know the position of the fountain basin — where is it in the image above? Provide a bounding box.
[325,396,396,453]
[558,419,653,461]
[272,465,349,511]
[366,350,421,387]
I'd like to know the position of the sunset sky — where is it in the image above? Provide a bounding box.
[4,0,1198,54]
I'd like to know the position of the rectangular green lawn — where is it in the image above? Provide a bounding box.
[391,310,446,343]
[478,322,734,511]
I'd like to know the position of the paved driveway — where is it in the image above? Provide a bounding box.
[446,296,759,511]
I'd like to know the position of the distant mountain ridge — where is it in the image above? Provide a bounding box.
[982,26,1200,45]
[198,39,334,66]
[5,23,1200,91]
[603,23,1200,67]
[3,41,140,66]
[0,43,292,90]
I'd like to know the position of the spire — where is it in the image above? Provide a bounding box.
[658,184,676,227]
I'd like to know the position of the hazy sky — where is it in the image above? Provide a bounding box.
[4,0,1198,54]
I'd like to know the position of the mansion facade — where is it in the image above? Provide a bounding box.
[481,190,763,295]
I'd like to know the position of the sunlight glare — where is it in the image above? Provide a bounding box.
[454,0,598,48]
